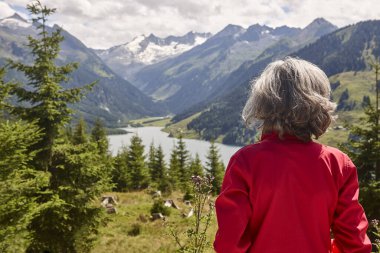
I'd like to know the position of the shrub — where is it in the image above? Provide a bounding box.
[150,200,171,217]
[127,223,142,237]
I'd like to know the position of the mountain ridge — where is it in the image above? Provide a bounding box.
[132,18,337,113]
[94,31,212,81]
[0,13,166,125]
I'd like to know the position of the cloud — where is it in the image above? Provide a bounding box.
[0,0,379,49]
[0,1,15,17]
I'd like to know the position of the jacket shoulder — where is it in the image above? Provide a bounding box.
[320,144,350,161]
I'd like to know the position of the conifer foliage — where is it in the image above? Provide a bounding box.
[148,144,171,193]
[190,153,204,177]
[91,118,109,156]
[1,2,111,252]
[7,0,94,171]
[169,144,181,188]
[155,145,172,193]
[205,141,225,195]
[113,146,130,191]
[340,60,380,222]
[72,117,88,145]
[175,135,191,189]
[128,135,150,190]
[0,120,49,252]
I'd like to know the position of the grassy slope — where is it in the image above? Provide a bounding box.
[162,112,202,139]
[319,71,376,146]
[91,191,217,253]
[129,117,172,127]
[128,113,203,139]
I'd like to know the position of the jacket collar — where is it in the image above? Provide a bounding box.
[260,131,309,142]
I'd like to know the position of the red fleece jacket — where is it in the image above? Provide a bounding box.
[214,132,371,253]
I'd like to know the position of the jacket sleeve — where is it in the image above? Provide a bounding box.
[331,156,372,253]
[214,154,252,253]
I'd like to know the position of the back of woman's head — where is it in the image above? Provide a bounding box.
[242,57,336,142]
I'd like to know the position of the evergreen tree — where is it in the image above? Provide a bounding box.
[91,118,109,156]
[176,134,190,189]
[27,135,112,253]
[155,145,172,193]
[147,142,156,180]
[0,120,49,252]
[72,117,88,145]
[6,0,94,171]
[205,141,225,195]
[63,125,73,143]
[189,153,204,177]
[341,59,380,182]
[0,70,49,252]
[154,145,167,180]
[340,59,380,221]
[342,105,380,182]
[2,2,110,252]
[113,146,130,191]
[341,105,380,223]
[169,145,180,189]
[128,135,150,190]
[0,68,12,115]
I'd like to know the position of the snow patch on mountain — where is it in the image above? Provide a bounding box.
[95,32,211,81]
[124,35,145,53]
[132,35,208,64]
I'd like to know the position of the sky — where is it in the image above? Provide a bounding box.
[0,0,379,49]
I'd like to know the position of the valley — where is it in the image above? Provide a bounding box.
[1,1,379,252]
[2,13,378,149]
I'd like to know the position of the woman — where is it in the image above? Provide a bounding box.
[213,58,371,253]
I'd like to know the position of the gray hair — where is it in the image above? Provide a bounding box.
[242,57,336,141]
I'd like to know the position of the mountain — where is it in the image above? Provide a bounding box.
[179,20,380,146]
[0,13,31,29]
[132,18,337,113]
[94,32,211,81]
[0,14,166,126]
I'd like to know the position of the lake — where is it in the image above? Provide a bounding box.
[108,126,242,166]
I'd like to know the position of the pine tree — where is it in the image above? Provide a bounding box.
[0,69,48,252]
[0,120,49,252]
[189,153,204,177]
[176,134,190,189]
[340,59,380,221]
[0,68,12,115]
[113,146,130,191]
[154,145,167,179]
[91,118,109,156]
[341,60,380,182]
[27,134,112,252]
[72,117,88,145]
[2,2,110,252]
[155,145,172,193]
[169,145,180,189]
[128,135,150,190]
[205,141,225,195]
[7,0,94,171]
[342,106,380,182]
[147,142,157,180]
[341,107,380,221]
[63,125,73,143]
